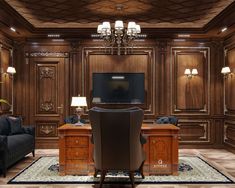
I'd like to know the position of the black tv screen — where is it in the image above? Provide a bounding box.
[92,73,145,104]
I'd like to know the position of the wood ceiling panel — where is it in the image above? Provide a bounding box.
[3,0,234,28]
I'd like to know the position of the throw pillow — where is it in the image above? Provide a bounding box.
[0,115,11,135]
[6,116,23,135]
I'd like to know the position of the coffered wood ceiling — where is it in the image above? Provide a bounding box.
[3,0,234,28]
[0,0,235,38]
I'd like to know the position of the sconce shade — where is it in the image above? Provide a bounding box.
[191,69,198,75]
[6,66,16,74]
[221,66,231,74]
[184,69,191,75]
[71,96,87,107]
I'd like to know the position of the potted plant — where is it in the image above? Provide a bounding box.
[0,99,12,113]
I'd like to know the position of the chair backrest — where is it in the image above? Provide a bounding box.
[89,107,144,171]
[156,116,178,126]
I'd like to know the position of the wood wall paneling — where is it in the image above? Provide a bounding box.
[224,40,235,152]
[172,47,209,115]
[225,46,235,115]
[0,44,13,114]
[178,120,211,144]
[224,121,235,149]
[83,47,156,118]
[11,40,227,149]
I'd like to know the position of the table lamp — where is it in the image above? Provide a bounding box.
[71,96,87,125]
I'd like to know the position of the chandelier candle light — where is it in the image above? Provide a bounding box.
[97,20,141,55]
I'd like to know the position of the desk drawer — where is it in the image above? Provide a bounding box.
[66,148,89,159]
[66,136,88,147]
[65,160,89,175]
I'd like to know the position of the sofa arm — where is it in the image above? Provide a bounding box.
[22,126,35,137]
[0,135,7,150]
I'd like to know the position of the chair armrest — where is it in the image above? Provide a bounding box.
[0,135,7,150]
[140,134,147,145]
[22,126,35,137]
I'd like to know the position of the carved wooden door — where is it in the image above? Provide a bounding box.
[29,56,69,148]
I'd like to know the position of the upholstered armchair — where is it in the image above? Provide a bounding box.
[156,116,178,126]
[89,107,146,188]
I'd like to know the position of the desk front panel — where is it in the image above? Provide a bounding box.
[58,123,179,175]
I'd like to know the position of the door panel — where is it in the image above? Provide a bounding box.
[29,57,67,148]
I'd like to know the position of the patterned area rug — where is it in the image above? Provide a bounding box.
[8,156,233,184]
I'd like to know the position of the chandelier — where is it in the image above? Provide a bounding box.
[97,20,142,55]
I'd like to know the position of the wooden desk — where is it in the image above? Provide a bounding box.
[58,123,179,176]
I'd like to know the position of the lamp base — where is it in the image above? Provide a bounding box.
[74,107,84,126]
[74,121,85,126]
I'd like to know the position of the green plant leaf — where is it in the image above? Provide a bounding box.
[0,99,11,106]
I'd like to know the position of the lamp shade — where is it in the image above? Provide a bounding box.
[191,68,198,75]
[71,96,87,107]
[115,20,124,30]
[97,24,103,33]
[128,22,136,30]
[7,66,16,74]
[102,22,111,30]
[135,24,141,33]
[221,66,231,74]
[184,69,191,75]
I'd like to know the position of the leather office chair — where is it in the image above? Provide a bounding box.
[156,116,178,126]
[89,107,146,188]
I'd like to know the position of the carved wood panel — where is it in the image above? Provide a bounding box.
[36,65,57,114]
[172,47,209,115]
[36,121,59,137]
[149,136,172,174]
[224,46,235,115]
[178,120,211,143]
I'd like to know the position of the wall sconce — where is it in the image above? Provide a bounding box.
[221,66,231,77]
[0,67,16,83]
[184,68,198,79]
[7,66,16,74]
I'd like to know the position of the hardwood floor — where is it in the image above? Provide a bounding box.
[1,149,235,188]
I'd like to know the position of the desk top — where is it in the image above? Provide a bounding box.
[58,123,179,131]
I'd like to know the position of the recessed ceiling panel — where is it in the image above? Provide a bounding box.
[4,0,234,28]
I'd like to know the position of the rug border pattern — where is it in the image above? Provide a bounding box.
[7,156,234,184]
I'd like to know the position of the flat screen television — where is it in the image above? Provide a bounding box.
[92,73,145,104]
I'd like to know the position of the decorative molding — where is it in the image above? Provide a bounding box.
[224,124,228,142]
[40,67,54,79]
[40,101,54,112]
[224,49,227,57]
[41,125,54,135]
[25,52,69,58]
[36,121,59,138]
[171,47,210,115]
[178,119,211,143]
[199,104,207,112]
[199,123,207,139]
